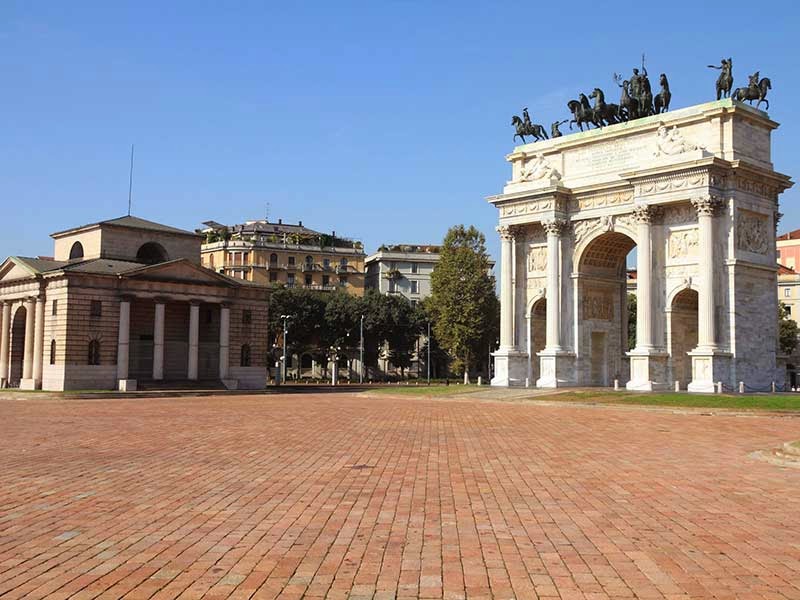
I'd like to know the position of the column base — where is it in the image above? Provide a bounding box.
[626,350,670,391]
[491,349,528,387]
[687,349,732,393]
[19,378,38,390]
[536,351,576,388]
[118,379,137,392]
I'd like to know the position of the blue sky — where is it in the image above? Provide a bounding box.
[1,1,798,266]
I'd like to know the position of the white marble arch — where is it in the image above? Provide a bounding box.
[490,99,793,391]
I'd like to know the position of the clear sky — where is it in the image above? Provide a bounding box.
[2,1,798,266]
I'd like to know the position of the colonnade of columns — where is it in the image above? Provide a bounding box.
[0,296,46,389]
[496,195,724,389]
[116,297,232,388]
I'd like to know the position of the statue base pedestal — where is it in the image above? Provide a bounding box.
[687,349,732,393]
[626,350,670,391]
[491,349,528,387]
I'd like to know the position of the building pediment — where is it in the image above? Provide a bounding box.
[0,258,36,282]
[120,259,239,287]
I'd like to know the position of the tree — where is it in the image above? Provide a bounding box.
[267,287,327,350]
[779,302,799,355]
[427,225,499,378]
[627,293,637,350]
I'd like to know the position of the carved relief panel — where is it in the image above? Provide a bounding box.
[527,246,547,274]
[736,209,769,255]
[668,228,699,261]
[583,292,613,320]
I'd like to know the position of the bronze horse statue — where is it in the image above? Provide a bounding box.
[567,95,598,131]
[511,115,549,143]
[732,73,772,110]
[654,73,671,113]
[588,88,621,126]
[614,75,638,121]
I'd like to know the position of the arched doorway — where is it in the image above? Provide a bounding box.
[8,306,27,386]
[577,231,636,386]
[669,288,698,389]
[528,298,546,384]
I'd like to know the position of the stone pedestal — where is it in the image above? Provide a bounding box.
[626,351,669,391]
[687,350,732,393]
[118,379,137,392]
[491,349,528,387]
[536,351,576,388]
[19,378,36,390]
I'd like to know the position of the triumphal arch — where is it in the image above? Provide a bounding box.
[490,99,793,391]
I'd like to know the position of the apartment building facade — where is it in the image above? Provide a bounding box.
[199,219,366,296]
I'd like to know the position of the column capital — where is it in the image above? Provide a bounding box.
[496,224,515,241]
[633,205,664,224]
[542,218,569,236]
[119,294,135,303]
[153,296,170,305]
[189,299,203,306]
[691,195,724,217]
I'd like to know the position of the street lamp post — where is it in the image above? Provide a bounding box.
[359,314,364,384]
[427,321,431,386]
[280,314,292,384]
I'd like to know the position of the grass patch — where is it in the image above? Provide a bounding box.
[540,390,800,411]
[369,384,484,397]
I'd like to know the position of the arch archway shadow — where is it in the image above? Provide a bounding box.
[136,242,169,265]
[575,231,636,386]
[669,288,698,389]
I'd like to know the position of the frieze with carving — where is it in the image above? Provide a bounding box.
[736,210,769,255]
[668,228,699,259]
[653,124,703,157]
[638,171,708,196]
[517,153,562,183]
[662,204,697,225]
[569,190,634,212]
[500,198,555,217]
[735,174,781,202]
[583,292,613,320]
[527,246,547,273]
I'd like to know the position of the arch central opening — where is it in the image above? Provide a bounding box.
[577,231,637,386]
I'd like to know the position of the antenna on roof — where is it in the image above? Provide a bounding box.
[127,144,135,216]
[265,201,270,222]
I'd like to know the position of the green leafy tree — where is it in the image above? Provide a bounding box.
[428,225,499,378]
[627,293,637,350]
[779,302,799,355]
[267,287,327,351]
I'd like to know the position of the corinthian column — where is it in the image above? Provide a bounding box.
[692,195,722,350]
[634,205,655,350]
[542,219,566,351]
[0,302,10,387]
[497,225,515,350]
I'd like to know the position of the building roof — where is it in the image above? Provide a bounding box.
[778,263,797,275]
[60,258,147,275]
[13,256,70,274]
[200,219,324,237]
[778,228,800,241]
[51,215,200,238]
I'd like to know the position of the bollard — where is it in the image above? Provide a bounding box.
[477,376,482,386]
[716,381,723,394]
[674,380,680,392]
[739,381,745,394]
[772,381,777,393]
[464,372,469,385]
[525,377,530,388]
[613,379,620,391]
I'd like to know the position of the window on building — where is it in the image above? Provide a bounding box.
[305,274,313,285]
[411,262,418,274]
[242,309,252,324]
[50,340,56,365]
[785,288,792,298]
[339,276,348,286]
[787,305,793,316]
[287,273,295,287]
[288,256,296,266]
[323,258,331,269]
[411,280,419,294]
[52,300,58,316]
[410,300,417,309]
[340,257,348,266]
[209,254,214,268]
[69,241,84,260]
[270,253,278,266]
[322,275,330,286]
[90,300,102,317]
[305,255,313,265]
[241,344,251,367]
[269,271,278,282]
[88,340,101,365]
[242,252,249,265]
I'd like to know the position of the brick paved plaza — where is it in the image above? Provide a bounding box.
[2,392,800,599]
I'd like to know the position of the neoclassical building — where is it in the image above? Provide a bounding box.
[0,216,269,391]
[490,99,793,392]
